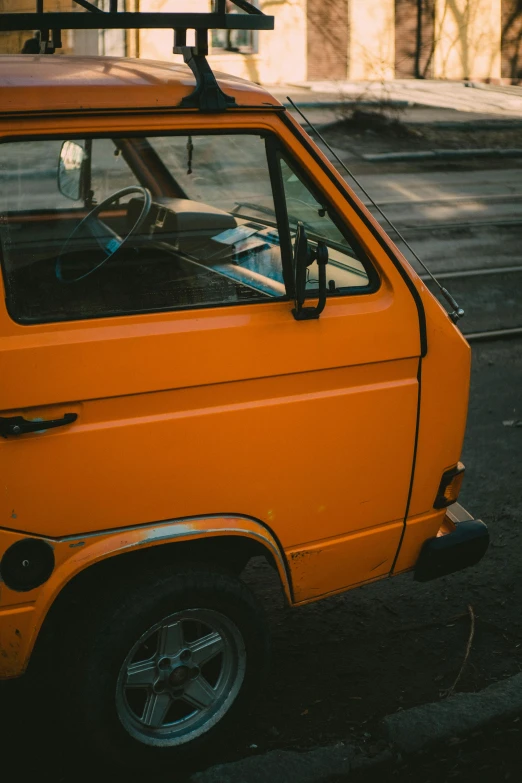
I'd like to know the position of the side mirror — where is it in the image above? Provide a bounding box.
[58,141,85,201]
[292,221,329,321]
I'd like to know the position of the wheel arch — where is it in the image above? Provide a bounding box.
[26,516,292,676]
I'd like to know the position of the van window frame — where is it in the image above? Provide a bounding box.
[0,128,379,326]
[264,134,380,299]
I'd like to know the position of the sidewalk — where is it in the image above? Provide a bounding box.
[267,79,522,126]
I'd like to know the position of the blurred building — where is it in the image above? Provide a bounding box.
[2,0,522,84]
[0,0,75,53]
[0,0,130,55]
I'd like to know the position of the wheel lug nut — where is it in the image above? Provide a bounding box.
[158,657,171,670]
[180,649,191,662]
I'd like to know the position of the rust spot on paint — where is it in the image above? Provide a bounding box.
[291,549,321,561]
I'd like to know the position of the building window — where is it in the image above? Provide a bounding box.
[211,0,259,54]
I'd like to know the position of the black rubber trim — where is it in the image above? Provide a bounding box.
[0,105,286,121]
[391,356,423,573]
[414,519,489,582]
[279,113,427,357]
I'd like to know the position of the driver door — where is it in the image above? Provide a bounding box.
[0,119,421,604]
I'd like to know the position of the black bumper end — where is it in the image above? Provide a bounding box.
[414,518,489,583]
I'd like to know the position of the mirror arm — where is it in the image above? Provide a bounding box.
[314,242,328,316]
[292,240,329,321]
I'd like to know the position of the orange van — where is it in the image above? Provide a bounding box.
[0,5,488,768]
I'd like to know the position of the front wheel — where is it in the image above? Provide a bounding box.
[66,565,268,770]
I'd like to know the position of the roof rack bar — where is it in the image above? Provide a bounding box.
[0,12,274,31]
[38,27,61,54]
[72,0,104,13]
[171,25,237,112]
[3,0,274,113]
[177,42,238,112]
[230,0,263,15]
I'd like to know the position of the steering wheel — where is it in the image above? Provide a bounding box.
[55,186,152,284]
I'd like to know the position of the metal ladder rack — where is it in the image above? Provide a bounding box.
[0,0,275,111]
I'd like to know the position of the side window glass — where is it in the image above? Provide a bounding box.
[0,134,287,324]
[0,139,80,212]
[279,157,371,293]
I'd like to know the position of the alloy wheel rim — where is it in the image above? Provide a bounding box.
[115,608,246,747]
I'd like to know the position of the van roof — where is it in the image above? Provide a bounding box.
[0,55,283,114]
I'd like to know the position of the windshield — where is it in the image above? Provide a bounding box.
[148,135,278,227]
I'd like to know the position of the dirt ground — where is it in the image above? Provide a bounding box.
[339,715,522,783]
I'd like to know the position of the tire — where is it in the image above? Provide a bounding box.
[63,563,269,771]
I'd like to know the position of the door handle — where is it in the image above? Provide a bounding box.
[0,412,77,438]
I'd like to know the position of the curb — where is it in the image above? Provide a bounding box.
[363,148,522,162]
[190,745,393,783]
[282,99,411,110]
[383,671,522,753]
[1,168,56,180]
[190,673,522,782]
[408,119,522,130]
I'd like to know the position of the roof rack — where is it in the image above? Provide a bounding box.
[0,0,275,112]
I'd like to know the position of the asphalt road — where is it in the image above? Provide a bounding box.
[353,164,522,276]
[318,138,522,335]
